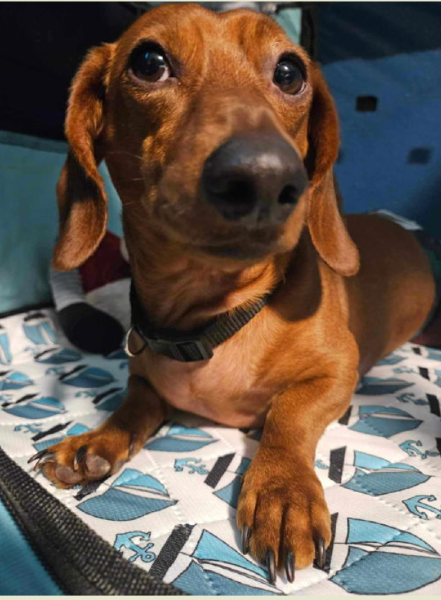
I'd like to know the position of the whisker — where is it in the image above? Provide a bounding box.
[106,151,144,161]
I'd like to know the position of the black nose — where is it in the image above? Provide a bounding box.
[201,132,308,226]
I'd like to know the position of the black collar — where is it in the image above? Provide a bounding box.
[128,282,272,362]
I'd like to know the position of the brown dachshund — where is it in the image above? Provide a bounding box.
[31,3,436,583]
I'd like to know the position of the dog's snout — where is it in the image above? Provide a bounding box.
[202,133,308,226]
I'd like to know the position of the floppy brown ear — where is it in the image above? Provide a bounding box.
[306,64,359,277]
[53,44,113,271]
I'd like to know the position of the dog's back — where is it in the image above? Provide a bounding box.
[344,213,435,374]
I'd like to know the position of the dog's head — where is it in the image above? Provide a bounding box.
[53,3,359,277]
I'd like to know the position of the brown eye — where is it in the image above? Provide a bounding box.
[273,57,305,95]
[129,43,171,82]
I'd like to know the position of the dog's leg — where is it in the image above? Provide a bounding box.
[237,373,357,581]
[30,375,168,488]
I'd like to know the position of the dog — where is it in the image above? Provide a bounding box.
[31,3,437,583]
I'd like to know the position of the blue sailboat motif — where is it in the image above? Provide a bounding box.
[427,369,441,388]
[356,376,413,395]
[246,429,262,441]
[22,313,56,345]
[106,349,128,360]
[34,347,82,364]
[56,365,115,388]
[78,468,177,521]
[214,476,242,508]
[393,365,441,388]
[2,394,65,419]
[173,530,281,596]
[214,457,251,508]
[145,423,217,452]
[409,346,441,362]
[331,518,441,594]
[0,370,33,391]
[377,353,405,366]
[349,405,422,437]
[94,387,125,412]
[32,423,90,452]
[0,325,12,365]
[342,451,429,496]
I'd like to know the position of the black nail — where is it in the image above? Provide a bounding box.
[74,445,88,471]
[285,551,295,583]
[28,449,48,464]
[128,433,137,459]
[316,538,326,569]
[33,452,55,471]
[266,548,276,585]
[241,526,251,555]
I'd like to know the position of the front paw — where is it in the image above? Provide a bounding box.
[28,428,137,488]
[237,455,330,583]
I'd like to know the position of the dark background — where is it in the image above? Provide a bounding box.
[1,1,440,234]
[0,2,141,139]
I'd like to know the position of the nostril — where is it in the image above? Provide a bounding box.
[278,184,298,206]
[208,177,257,219]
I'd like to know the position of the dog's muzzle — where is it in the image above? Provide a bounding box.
[202,132,308,228]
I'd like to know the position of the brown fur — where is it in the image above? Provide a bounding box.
[41,4,435,574]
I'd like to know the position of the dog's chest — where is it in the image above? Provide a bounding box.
[141,336,274,428]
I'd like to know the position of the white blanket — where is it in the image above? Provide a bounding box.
[1,307,441,595]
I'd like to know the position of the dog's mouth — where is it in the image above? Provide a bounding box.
[154,199,291,262]
[188,233,282,261]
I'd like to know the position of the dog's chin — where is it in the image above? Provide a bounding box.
[192,239,279,262]
[161,219,283,265]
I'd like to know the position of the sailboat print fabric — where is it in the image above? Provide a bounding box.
[1,307,441,595]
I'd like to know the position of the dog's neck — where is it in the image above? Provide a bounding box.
[124,226,288,332]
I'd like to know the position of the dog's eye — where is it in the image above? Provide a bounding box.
[129,43,171,82]
[273,58,305,95]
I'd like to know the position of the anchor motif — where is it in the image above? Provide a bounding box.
[403,495,441,520]
[45,367,66,377]
[314,459,329,470]
[75,390,96,398]
[399,440,439,460]
[394,366,441,388]
[14,423,43,434]
[114,531,156,563]
[397,393,429,406]
[393,366,417,375]
[174,457,208,475]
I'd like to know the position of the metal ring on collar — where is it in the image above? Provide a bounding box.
[124,327,147,357]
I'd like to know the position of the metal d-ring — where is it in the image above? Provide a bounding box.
[124,327,147,357]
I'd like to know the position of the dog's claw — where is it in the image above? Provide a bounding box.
[128,433,137,459]
[28,449,49,464]
[28,449,55,471]
[315,538,326,569]
[285,551,295,583]
[266,548,276,584]
[241,526,251,555]
[74,445,88,471]
[33,452,55,471]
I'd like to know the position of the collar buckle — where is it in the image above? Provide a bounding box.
[138,328,213,362]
